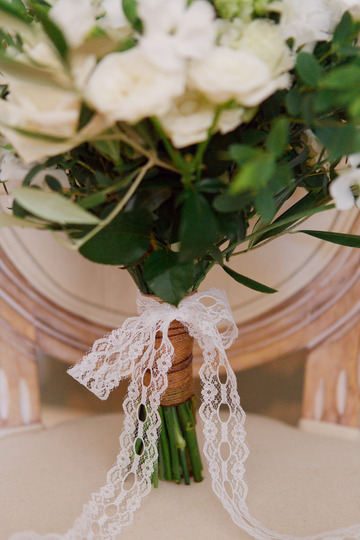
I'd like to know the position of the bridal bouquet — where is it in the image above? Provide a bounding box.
[2,0,360,538]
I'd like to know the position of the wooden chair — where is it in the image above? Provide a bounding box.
[0,207,359,435]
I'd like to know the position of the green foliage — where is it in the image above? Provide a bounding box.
[0,4,360,305]
[79,210,152,265]
[13,187,100,224]
[221,265,277,294]
[299,230,360,248]
[143,250,195,305]
[296,53,324,87]
[179,190,218,261]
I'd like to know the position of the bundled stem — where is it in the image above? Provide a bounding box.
[151,398,203,487]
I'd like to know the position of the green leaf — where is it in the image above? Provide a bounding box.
[222,264,277,294]
[91,139,121,165]
[228,144,260,164]
[251,196,333,246]
[209,246,223,264]
[254,187,276,223]
[28,2,68,60]
[265,118,289,159]
[321,65,360,90]
[80,210,152,265]
[13,187,100,224]
[44,174,63,191]
[296,53,323,87]
[285,87,302,116]
[315,124,360,161]
[179,190,218,261]
[0,0,32,30]
[332,12,357,46]
[78,191,107,209]
[299,230,360,248]
[122,0,142,32]
[0,212,46,229]
[143,250,195,305]
[213,192,253,213]
[229,155,276,194]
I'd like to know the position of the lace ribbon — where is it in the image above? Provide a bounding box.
[10,289,360,540]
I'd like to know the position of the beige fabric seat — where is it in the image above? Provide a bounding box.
[2,412,360,540]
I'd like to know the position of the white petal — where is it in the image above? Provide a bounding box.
[329,169,360,210]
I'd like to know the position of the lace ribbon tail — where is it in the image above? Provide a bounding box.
[63,324,175,538]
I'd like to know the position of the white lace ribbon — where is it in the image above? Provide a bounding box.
[9,289,360,540]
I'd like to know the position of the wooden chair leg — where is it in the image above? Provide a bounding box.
[0,319,41,430]
[301,321,360,435]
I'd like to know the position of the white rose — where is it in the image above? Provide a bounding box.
[330,168,360,210]
[188,46,280,107]
[3,78,80,138]
[49,0,98,48]
[348,153,360,168]
[327,0,360,22]
[159,92,215,148]
[138,0,216,71]
[0,87,110,163]
[159,91,245,148]
[234,19,295,78]
[271,0,335,51]
[99,0,128,29]
[85,47,185,123]
[217,107,245,134]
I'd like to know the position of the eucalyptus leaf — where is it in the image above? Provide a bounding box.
[0,212,46,229]
[143,250,195,305]
[229,155,276,194]
[13,187,100,224]
[296,53,323,87]
[222,264,277,294]
[265,118,289,159]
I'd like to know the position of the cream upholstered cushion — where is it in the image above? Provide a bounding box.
[2,413,360,540]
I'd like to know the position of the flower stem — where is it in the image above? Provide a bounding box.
[173,408,190,485]
[159,406,173,481]
[177,400,203,483]
[163,406,182,483]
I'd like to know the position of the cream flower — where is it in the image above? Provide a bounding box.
[3,78,80,138]
[188,46,282,107]
[99,0,128,29]
[159,92,215,147]
[85,47,184,123]
[0,82,110,163]
[49,0,98,48]
[159,91,245,148]
[271,0,335,51]
[330,168,360,210]
[138,0,216,71]
[233,19,295,78]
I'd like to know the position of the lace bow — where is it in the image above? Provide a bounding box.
[10,289,360,540]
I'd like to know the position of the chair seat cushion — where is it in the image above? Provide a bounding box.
[1,413,360,539]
